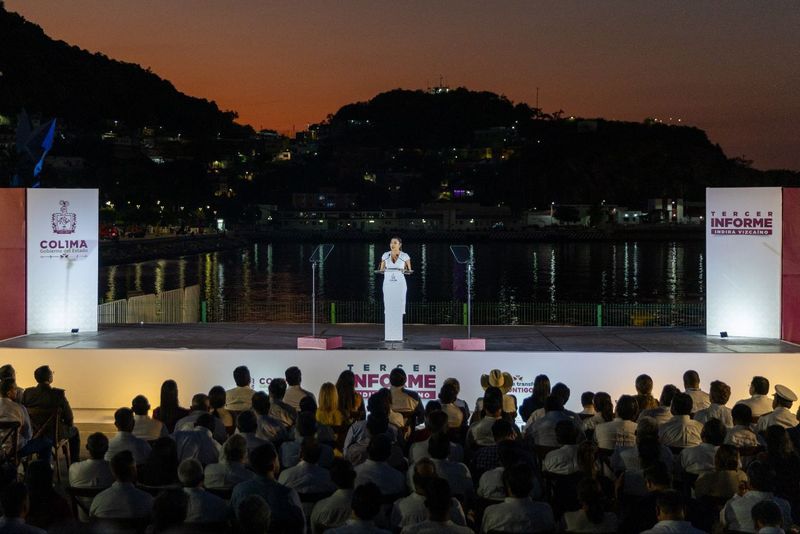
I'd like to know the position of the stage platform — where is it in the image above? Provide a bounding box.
[1,323,798,353]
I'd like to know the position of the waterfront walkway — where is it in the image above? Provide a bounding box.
[2,323,797,353]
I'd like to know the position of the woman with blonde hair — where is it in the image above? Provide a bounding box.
[317,382,344,427]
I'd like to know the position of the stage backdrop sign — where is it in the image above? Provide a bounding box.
[26,189,99,334]
[706,187,782,338]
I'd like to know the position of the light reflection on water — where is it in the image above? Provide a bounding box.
[100,241,706,307]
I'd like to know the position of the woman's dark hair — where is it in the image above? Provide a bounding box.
[390,236,402,246]
[593,392,614,422]
[531,374,551,403]
[439,383,458,404]
[208,385,226,413]
[158,379,181,425]
[336,370,358,418]
[577,478,606,524]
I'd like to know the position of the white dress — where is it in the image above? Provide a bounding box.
[382,251,410,341]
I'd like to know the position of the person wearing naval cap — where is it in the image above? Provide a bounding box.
[756,385,798,432]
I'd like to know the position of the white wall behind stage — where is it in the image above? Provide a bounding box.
[3,349,800,423]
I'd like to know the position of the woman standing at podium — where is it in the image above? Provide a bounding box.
[379,237,411,341]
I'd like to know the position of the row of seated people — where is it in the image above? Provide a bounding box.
[1,363,799,533]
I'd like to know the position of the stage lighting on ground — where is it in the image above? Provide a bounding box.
[71,328,79,334]
[720,331,728,338]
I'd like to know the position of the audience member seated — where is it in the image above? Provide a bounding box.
[735,375,774,419]
[68,432,113,520]
[720,460,792,533]
[543,420,581,475]
[225,365,253,412]
[139,436,179,486]
[106,407,152,465]
[230,443,305,533]
[268,378,298,429]
[477,369,518,419]
[237,494,271,534]
[658,392,703,448]
[578,391,596,419]
[443,378,471,421]
[400,477,472,534]
[751,500,786,534]
[525,395,583,448]
[639,384,679,425]
[561,478,619,533]
[469,389,504,448]
[439,382,466,430]
[409,410,463,463]
[694,444,748,500]
[310,458,356,534]
[640,490,706,534]
[152,379,191,434]
[173,413,222,466]
[300,396,338,444]
[178,458,229,523]
[235,409,270,454]
[613,418,673,497]
[526,382,576,424]
[634,374,659,413]
[208,385,235,433]
[618,461,674,533]
[481,462,556,533]
[204,433,255,489]
[471,418,517,480]
[477,441,526,501]
[424,432,472,498]
[582,392,613,433]
[24,460,72,530]
[354,434,407,497]
[678,418,726,476]
[407,401,443,446]
[694,380,733,428]
[593,394,638,450]
[281,412,335,468]
[174,393,226,443]
[682,369,711,413]
[0,378,51,462]
[757,385,799,431]
[251,391,291,444]
[343,389,400,454]
[336,370,366,424]
[317,382,345,429]
[284,366,316,410]
[20,365,80,463]
[0,482,46,534]
[393,458,467,530]
[131,395,168,441]
[760,425,800,517]
[278,438,336,496]
[0,365,25,397]
[519,374,550,423]
[389,368,425,428]
[327,482,390,534]
[90,450,154,519]
[150,488,188,533]
[346,413,400,468]
[725,404,765,448]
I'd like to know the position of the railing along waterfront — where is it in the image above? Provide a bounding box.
[201,300,705,327]
[98,285,200,325]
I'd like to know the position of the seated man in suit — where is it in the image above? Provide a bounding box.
[20,365,79,464]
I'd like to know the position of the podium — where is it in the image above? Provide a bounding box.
[376,268,412,342]
[440,245,486,351]
[297,244,342,350]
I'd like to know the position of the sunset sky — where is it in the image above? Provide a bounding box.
[7,1,799,170]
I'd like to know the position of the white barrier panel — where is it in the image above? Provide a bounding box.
[26,189,99,334]
[2,349,800,422]
[706,187,782,338]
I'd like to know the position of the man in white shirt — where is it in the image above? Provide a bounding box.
[679,418,725,476]
[90,450,153,519]
[757,385,798,432]
[131,395,167,441]
[393,459,467,531]
[204,434,255,489]
[353,434,407,497]
[278,438,336,495]
[68,432,114,521]
[424,433,472,498]
[268,378,297,429]
[327,482,391,534]
[641,490,706,533]
[721,460,792,532]
[251,391,290,443]
[408,411,463,464]
[284,366,315,410]
[173,413,222,466]
[234,410,270,454]
[694,380,734,428]
[543,420,581,475]
[725,404,765,448]
[735,376,774,420]
[225,366,254,412]
[174,393,227,444]
[105,408,152,465]
[178,458,229,523]
[400,477,472,534]
[468,395,503,448]
[525,396,584,448]
[311,459,356,534]
[658,393,703,448]
[0,379,51,462]
[281,412,335,468]
[478,441,532,501]
[640,385,680,425]
[389,368,425,427]
[481,462,555,533]
[594,394,638,450]
[683,370,711,413]
[0,482,46,534]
